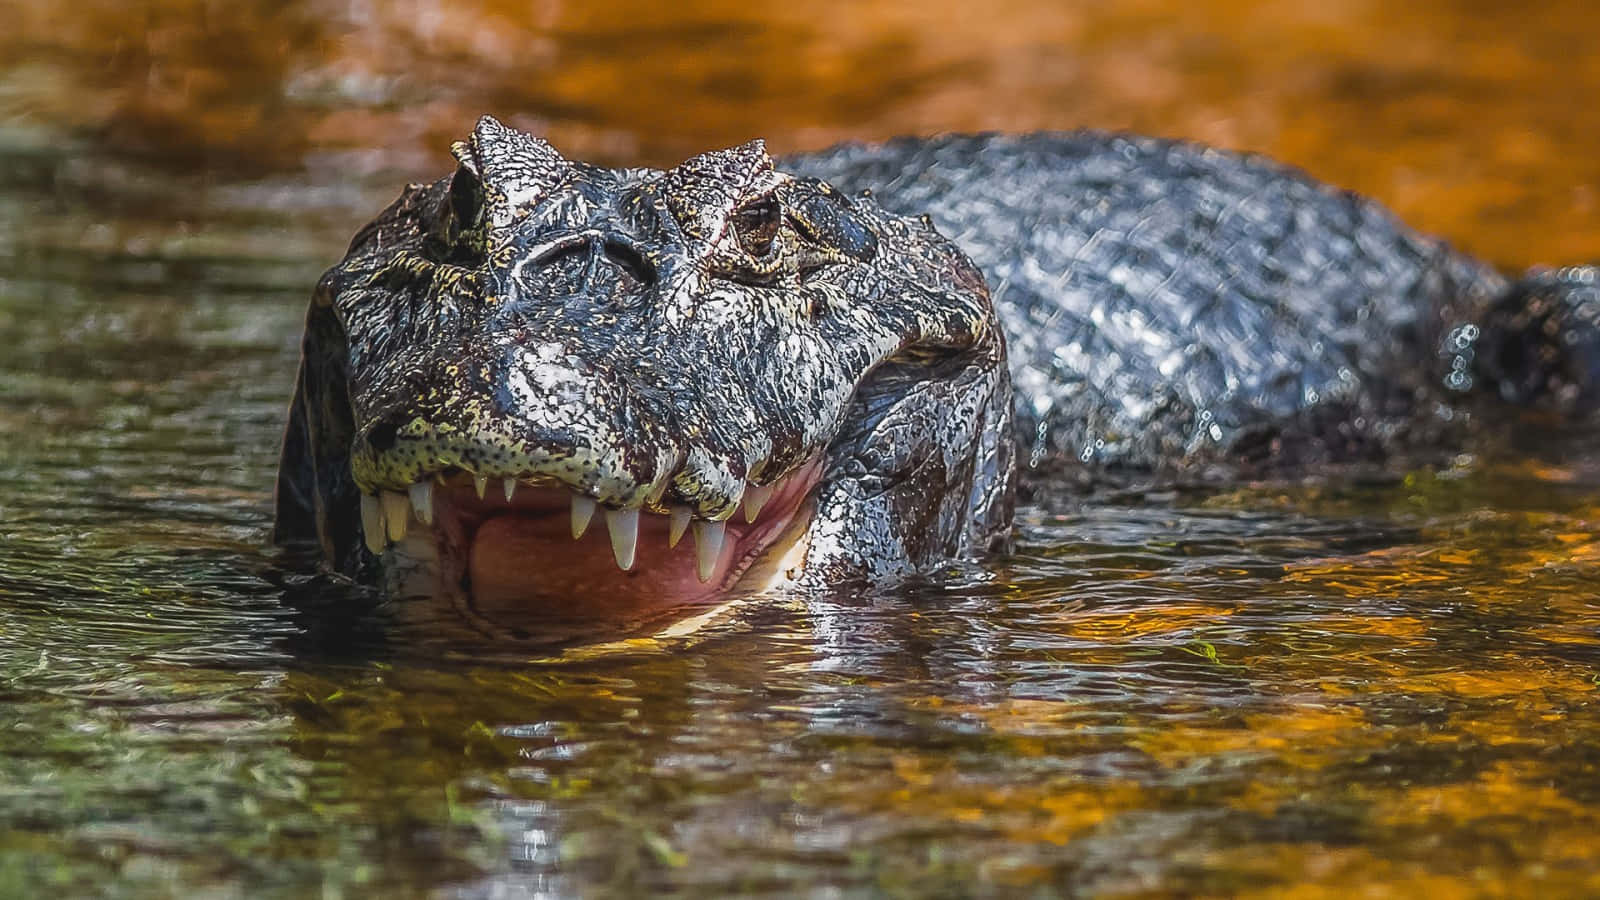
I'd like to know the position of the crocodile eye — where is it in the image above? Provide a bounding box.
[731,195,781,257]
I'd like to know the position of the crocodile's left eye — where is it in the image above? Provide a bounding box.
[731,195,781,257]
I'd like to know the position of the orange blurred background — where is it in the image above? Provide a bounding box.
[6,0,1598,267]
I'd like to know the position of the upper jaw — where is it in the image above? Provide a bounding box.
[344,331,837,522]
[357,456,823,577]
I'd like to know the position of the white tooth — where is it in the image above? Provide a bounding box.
[747,458,769,482]
[503,478,517,502]
[647,478,669,506]
[381,490,409,542]
[694,519,725,583]
[606,507,639,570]
[571,495,596,539]
[409,481,433,525]
[743,483,775,522]
[668,506,691,548]
[360,494,385,554]
[473,474,488,499]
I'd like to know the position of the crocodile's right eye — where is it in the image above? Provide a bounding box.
[731,195,781,258]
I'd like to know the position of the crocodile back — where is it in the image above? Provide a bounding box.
[785,133,1508,472]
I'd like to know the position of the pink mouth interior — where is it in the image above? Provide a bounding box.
[419,462,820,626]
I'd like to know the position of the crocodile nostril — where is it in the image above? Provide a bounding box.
[526,233,657,287]
[367,421,400,452]
[603,239,656,285]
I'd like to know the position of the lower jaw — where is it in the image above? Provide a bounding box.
[384,498,816,641]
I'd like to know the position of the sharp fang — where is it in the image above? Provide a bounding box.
[473,474,487,499]
[503,478,517,502]
[360,494,385,554]
[409,481,433,525]
[571,495,596,539]
[381,490,409,542]
[606,507,639,570]
[694,519,725,583]
[668,506,691,548]
[743,483,775,522]
[646,478,669,506]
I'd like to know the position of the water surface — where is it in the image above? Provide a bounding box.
[3,1,1600,895]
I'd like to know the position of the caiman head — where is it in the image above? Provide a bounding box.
[274,116,1014,634]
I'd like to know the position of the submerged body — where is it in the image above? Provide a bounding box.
[274,119,1600,635]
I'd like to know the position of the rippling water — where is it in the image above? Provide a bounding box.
[5,1,1600,895]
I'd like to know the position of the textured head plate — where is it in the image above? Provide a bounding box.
[274,117,1015,613]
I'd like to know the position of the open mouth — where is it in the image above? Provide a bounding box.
[356,457,823,628]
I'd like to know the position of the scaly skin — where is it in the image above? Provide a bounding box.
[274,118,1600,630]
[274,117,1012,627]
[788,133,1600,470]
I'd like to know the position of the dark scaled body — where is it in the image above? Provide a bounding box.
[276,120,1600,609]
[788,133,1600,475]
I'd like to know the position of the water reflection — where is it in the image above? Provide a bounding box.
[6,445,1600,893]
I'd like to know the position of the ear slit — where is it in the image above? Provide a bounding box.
[448,164,484,233]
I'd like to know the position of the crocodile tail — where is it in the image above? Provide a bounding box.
[1472,265,1600,418]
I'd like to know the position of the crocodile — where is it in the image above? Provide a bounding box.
[273,116,1600,633]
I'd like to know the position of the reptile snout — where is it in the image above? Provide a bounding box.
[514,229,659,292]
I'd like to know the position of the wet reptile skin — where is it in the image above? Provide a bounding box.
[275,119,1600,597]
[788,133,1599,471]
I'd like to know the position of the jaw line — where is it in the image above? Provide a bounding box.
[376,470,821,642]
